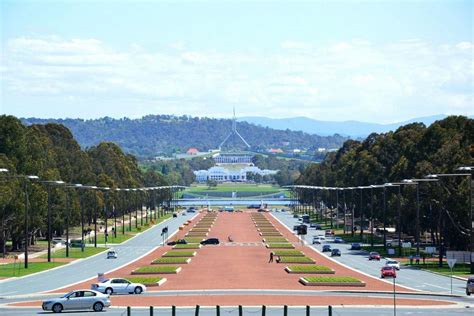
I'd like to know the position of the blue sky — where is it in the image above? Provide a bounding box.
[1,0,472,123]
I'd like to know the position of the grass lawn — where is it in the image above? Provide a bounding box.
[335,232,383,244]
[277,256,315,263]
[263,237,288,242]
[40,247,107,259]
[187,183,283,193]
[361,245,418,258]
[152,257,190,264]
[133,266,180,274]
[302,276,362,283]
[272,250,305,256]
[267,243,295,249]
[287,265,332,272]
[183,238,204,243]
[173,244,201,249]
[163,251,195,257]
[403,262,473,277]
[126,276,164,284]
[0,262,67,277]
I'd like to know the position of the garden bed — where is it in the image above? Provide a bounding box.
[131,266,182,274]
[266,243,294,249]
[183,238,204,243]
[126,277,167,287]
[173,244,202,249]
[299,276,365,287]
[272,250,305,257]
[276,256,315,264]
[163,251,196,257]
[263,237,288,243]
[260,232,283,236]
[285,265,335,274]
[152,257,191,264]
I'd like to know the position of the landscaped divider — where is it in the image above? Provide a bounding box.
[131,266,181,274]
[299,276,366,287]
[285,265,335,274]
[152,257,191,264]
[276,256,315,264]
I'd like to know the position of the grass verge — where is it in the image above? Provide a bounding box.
[0,262,67,277]
[132,266,180,274]
[152,257,190,264]
[40,247,107,259]
[277,256,315,264]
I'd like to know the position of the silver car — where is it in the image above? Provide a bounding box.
[42,289,110,313]
[91,278,147,295]
[467,277,474,296]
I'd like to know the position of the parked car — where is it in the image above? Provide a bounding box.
[466,277,474,296]
[381,266,397,278]
[369,252,381,261]
[334,237,344,243]
[331,248,342,257]
[312,236,325,244]
[350,243,362,250]
[325,229,334,236]
[167,239,187,246]
[106,250,117,259]
[200,238,219,245]
[52,238,67,246]
[69,239,84,248]
[42,290,110,313]
[322,245,332,252]
[385,260,400,270]
[91,278,146,295]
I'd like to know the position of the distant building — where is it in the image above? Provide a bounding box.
[268,148,284,154]
[187,148,199,155]
[293,149,302,153]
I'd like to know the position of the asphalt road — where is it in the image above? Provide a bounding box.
[271,211,472,297]
[0,212,196,297]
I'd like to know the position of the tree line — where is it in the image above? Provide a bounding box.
[296,116,474,251]
[0,115,169,255]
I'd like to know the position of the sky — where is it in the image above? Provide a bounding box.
[0,0,473,123]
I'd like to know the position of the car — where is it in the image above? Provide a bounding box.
[466,277,474,296]
[381,266,397,278]
[334,237,344,243]
[186,207,197,213]
[200,238,219,245]
[52,238,67,246]
[322,245,332,252]
[331,248,341,257]
[385,260,400,270]
[257,208,268,212]
[369,252,381,261]
[106,250,117,259]
[293,225,300,231]
[167,239,187,246]
[350,243,361,250]
[325,229,334,236]
[173,213,178,218]
[42,290,110,313]
[91,278,146,295]
[293,214,299,218]
[312,236,325,244]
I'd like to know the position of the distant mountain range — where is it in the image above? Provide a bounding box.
[239,114,473,137]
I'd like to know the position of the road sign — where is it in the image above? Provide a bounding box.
[447,258,457,269]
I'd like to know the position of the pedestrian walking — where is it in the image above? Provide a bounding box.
[269,252,274,263]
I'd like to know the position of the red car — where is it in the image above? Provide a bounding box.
[369,252,381,261]
[381,266,397,278]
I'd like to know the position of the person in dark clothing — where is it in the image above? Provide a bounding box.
[269,252,274,263]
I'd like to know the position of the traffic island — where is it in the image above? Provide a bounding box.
[262,237,288,243]
[272,250,305,257]
[266,243,295,249]
[183,238,204,243]
[285,265,335,274]
[276,256,315,264]
[131,266,182,275]
[260,232,283,237]
[152,257,191,264]
[127,277,167,287]
[163,251,197,257]
[173,244,202,249]
[299,276,366,287]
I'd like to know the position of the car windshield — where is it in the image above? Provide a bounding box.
[387,261,397,264]
[61,291,74,298]
[383,267,392,270]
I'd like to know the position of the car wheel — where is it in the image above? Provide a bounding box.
[381,275,384,278]
[52,303,63,313]
[467,291,471,296]
[93,302,104,312]
[105,287,113,295]
[134,286,143,294]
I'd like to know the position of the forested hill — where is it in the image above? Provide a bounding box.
[21,115,348,157]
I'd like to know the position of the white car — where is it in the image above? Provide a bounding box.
[42,290,110,313]
[91,278,146,295]
[312,236,325,244]
[385,260,400,270]
[106,250,118,259]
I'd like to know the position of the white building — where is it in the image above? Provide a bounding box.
[194,163,278,183]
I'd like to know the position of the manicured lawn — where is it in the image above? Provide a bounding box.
[152,257,190,264]
[403,262,473,277]
[263,237,288,242]
[133,266,180,274]
[173,244,201,249]
[163,251,195,257]
[287,265,332,272]
[40,247,107,259]
[272,250,305,256]
[183,238,204,243]
[335,233,383,244]
[277,256,315,263]
[361,245,417,258]
[187,183,282,193]
[266,243,294,249]
[0,262,67,277]
[302,276,362,283]
[126,276,164,284]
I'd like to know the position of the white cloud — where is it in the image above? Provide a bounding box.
[1,36,473,122]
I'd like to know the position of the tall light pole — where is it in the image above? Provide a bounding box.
[22,174,38,268]
[64,184,83,257]
[427,169,473,273]
[0,169,9,259]
[384,183,401,254]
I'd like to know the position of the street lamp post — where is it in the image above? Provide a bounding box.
[23,175,38,268]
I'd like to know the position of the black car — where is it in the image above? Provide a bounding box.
[331,248,341,257]
[293,225,300,231]
[322,245,332,252]
[350,243,361,250]
[167,239,187,246]
[200,238,220,245]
